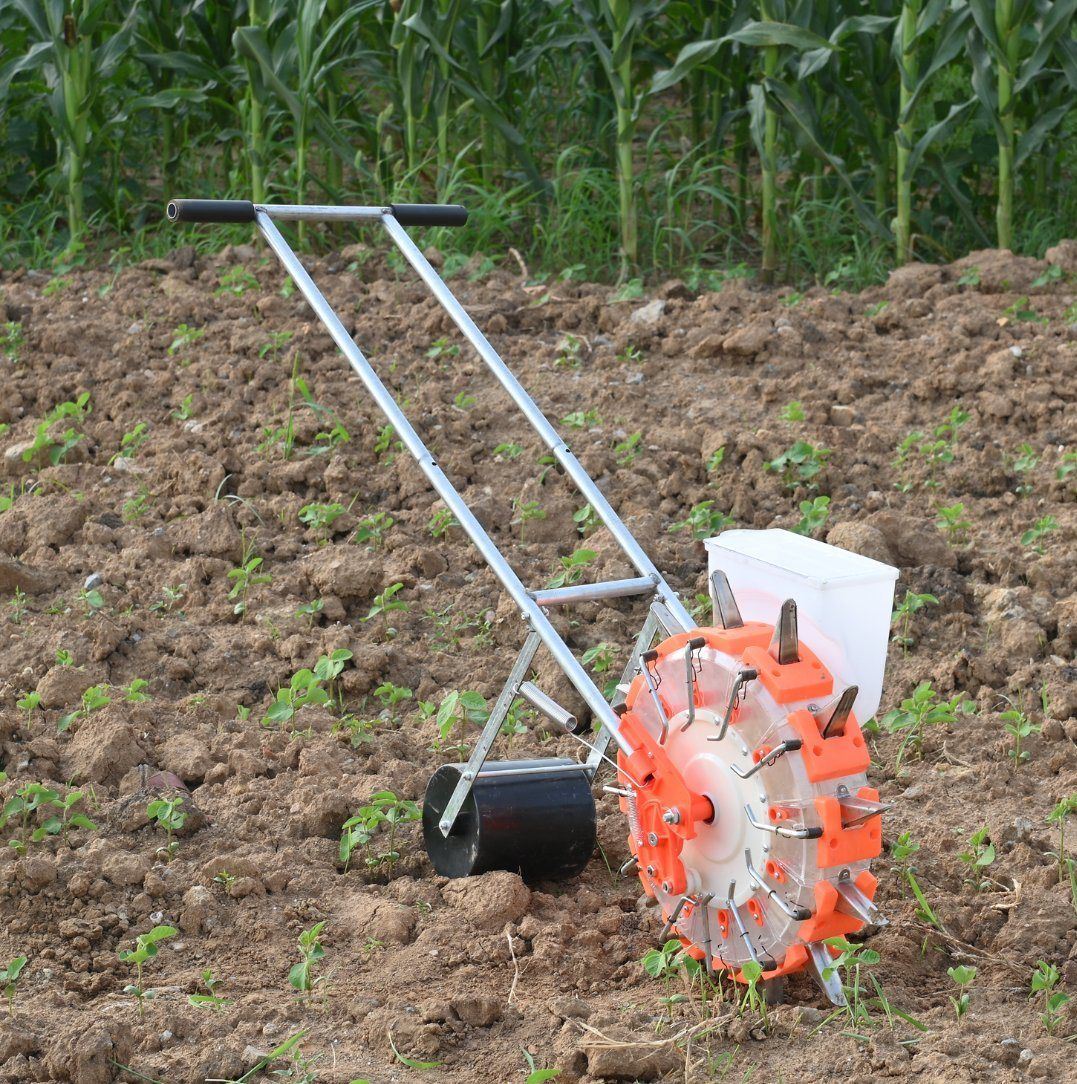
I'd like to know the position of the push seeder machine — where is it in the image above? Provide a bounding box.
[168,197,898,1004]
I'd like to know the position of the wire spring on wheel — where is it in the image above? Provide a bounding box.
[626,789,642,847]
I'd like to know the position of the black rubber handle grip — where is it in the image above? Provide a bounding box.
[389,203,468,227]
[166,199,257,224]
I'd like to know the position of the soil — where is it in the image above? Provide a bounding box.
[0,235,1075,1084]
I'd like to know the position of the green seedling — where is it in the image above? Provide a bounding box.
[1046,797,1077,914]
[119,925,177,1018]
[1011,444,1038,496]
[289,922,327,996]
[822,937,880,1027]
[959,826,996,890]
[147,795,186,861]
[2,958,27,1018]
[312,419,351,454]
[109,423,149,464]
[453,390,476,410]
[42,276,70,298]
[171,394,196,421]
[706,446,726,473]
[352,512,393,549]
[765,440,829,490]
[228,556,272,615]
[215,266,258,297]
[780,400,805,422]
[124,679,150,703]
[363,583,408,636]
[122,488,150,522]
[426,337,460,360]
[1030,961,1069,1033]
[958,266,981,287]
[512,498,546,524]
[583,641,618,698]
[56,682,111,734]
[339,791,420,875]
[334,714,378,748]
[1002,296,1047,324]
[188,969,231,1011]
[54,649,74,667]
[493,442,523,461]
[1000,708,1039,767]
[890,591,939,654]
[264,666,330,729]
[936,502,970,544]
[669,500,733,540]
[613,432,642,466]
[8,587,27,625]
[428,508,459,538]
[793,496,830,537]
[20,394,89,467]
[947,965,976,1020]
[535,453,558,485]
[295,599,324,628]
[168,324,204,356]
[562,408,600,429]
[373,682,412,711]
[573,504,600,535]
[16,690,41,720]
[1021,516,1057,553]
[1,321,25,363]
[612,278,644,302]
[213,869,237,894]
[555,335,582,369]
[879,682,971,772]
[1056,451,1076,482]
[149,583,186,615]
[78,587,104,616]
[865,300,889,317]
[547,548,596,589]
[258,329,294,358]
[432,689,488,755]
[298,502,346,540]
[1032,265,1063,288]
[374,423,402,462]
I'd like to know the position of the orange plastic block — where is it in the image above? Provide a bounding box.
[742,642,833,704]
[797,871,878,943]
[815,788,883,869]
[788,709,871,782]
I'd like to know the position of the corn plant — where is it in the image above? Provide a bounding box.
[118,925,177,1018]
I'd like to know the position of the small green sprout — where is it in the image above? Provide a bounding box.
[1000,707,1040,767]
[123,679,151,703]
[765,440,830,490]
[171,394,196,421]
[879,682,972,772]
[935,502,970,544]
[2,957,27,1018]
[793,495,830,537]
[547,548,596,589]
[188,969,231,1011]
[289,922,327,996]
[706,446,726,472]
[168,324,204,356]
[780,400,805,422]
[453,390,476,410]
[573,503,600,535]
[669,500,733,540]
[109,423,149,465]
[428,508,459,538]
[8,587,27,625]
[228,556,272,614]
[352,511,394,549]
[1011,443,1038,496]
[562,408,600,429]
[493,442,523,461]
[959,826,996,889]
[613,432,642,466]
[1021,515,1057,553]
[1030,961,1069,1033]
[16,690,41,720]
[215,266,258,297]
[339,792,420,875]
[258,329,294,358]
[890,590,939,654]
[363,583,409,635]
[298,502,346,540]
[147,795,186,861]
[295,598,324,627]
[119,925,177,1017]
[426,337,460,360]
[947,965,976,1020]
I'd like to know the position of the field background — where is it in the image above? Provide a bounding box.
[0,3,1076,1084]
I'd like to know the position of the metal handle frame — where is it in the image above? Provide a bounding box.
[193,202,693,817]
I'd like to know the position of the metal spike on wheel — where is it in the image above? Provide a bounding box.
[615,577,889,1004]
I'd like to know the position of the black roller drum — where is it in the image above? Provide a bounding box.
[423,759,596,882]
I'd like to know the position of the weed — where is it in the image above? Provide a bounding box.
[363,583,409,636]
[547,548,596,589]
[215,266,258,297]
[1021,515,1057,553]
[947,965,976,1020]
[119,925,177,1018]
[295,599,324,628]
[298,502,346,541]
[765,440,829,490]
[109,422,149,464]
[171,394,196,421]
[1032,264,1063,288]
[167,324,203,356]
[453,390,477,411]
[228,556,272,615]
[879,682,972,772]
[619,344,643,365]
[706,446,725,473]
[188,969,231,1011]
[426,337,460,360]
[1056,450,1076,482]
[147,795,186,862]
[1011,443,1038,496]
[1002,296,1047,324]
[339,791,420,875]
[555,335,583,369]
[1,321,25,364]
[8,588,27,625]
[493,442,523,460]
[822,937,880,1027]
[374,423,402,462]
[958,267,981,287]
[2,957,26,1018]
[669,500,733,540]
[780,400,805,422]
[613,432,641,466]
[289,922,327,996]
[936,502,971,544]
[258,329,294,358]
[1000,707,1040,767]
[890,591,939,654]
[793,495,830,537]
[562,408,600,429]
[428,508,459,538]
[122,488,150,522]
[1029,961,1069,1033]
[352,511,393,549]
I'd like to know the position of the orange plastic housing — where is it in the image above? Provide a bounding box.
[787,708,871,782]
[814,788,883,869]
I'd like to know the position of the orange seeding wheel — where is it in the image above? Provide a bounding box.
[616,610,887,1000]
